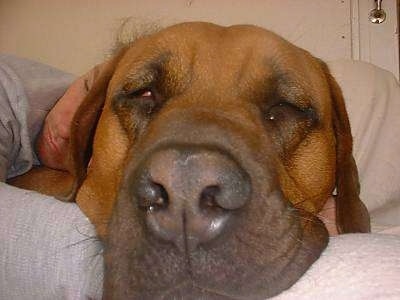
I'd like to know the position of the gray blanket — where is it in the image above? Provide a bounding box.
[0,55,103,299]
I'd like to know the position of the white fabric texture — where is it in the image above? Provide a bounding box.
[274,233,400,300]
[328,60,400,232]
[273,234,400,300]
[0,57,399,299]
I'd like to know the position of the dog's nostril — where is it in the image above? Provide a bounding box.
[133,147,252,251]
[138,181,169,212]
[199,185,222,210]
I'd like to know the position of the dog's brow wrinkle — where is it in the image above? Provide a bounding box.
[123,70,156,92]
[121,52,171,90]
[266,62,314,109]
[236,48,254,83]
[272,75,313,109]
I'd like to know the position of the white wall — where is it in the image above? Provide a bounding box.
[352,0,399,79]
[0,0,398,78]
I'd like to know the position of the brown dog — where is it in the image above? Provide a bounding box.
[10,22,370,299]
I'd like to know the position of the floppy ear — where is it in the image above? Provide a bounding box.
[320,62,370,233]
[61,50,127,201]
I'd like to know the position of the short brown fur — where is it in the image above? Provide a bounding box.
[10,22,370,299]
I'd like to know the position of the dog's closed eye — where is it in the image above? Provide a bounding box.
[112,86,165,134]
[127,88,154,99]
[265,102,315,123]
[114,85,164,116]
[125,88,158,114]
[264,102,317,154]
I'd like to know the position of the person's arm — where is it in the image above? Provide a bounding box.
[318,196,338,235]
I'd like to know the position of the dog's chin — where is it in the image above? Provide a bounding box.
[104,241,297,300]
[143,282,242,300]
[103,190,329,300]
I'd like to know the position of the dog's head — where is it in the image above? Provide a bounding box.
[66,22,369,299]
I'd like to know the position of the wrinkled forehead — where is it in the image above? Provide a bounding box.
[109,22,329,110]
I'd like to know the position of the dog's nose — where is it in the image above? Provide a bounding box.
[132,146,251,252]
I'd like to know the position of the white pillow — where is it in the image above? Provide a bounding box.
[328,60,400,230]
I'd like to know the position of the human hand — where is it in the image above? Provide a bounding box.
[318,196,339,236]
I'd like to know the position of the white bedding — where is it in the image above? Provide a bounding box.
[0,56,399,299]
[275,233,400,300]
[0,183,103,300]
[328,60,400,231]
[1,182,399,300]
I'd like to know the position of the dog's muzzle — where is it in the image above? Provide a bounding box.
[131,145,251,252]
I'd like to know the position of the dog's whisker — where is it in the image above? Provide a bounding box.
[234,233,277,257]
[64,236,100,250]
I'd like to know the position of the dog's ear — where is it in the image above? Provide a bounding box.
[320,62,370,233]
[61,49,127,201]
